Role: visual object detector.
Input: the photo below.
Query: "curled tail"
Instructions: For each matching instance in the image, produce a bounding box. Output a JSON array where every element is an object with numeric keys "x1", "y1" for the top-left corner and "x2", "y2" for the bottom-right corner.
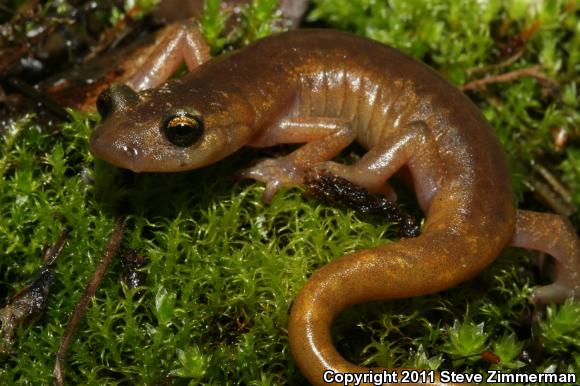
[{"x1": 288, "y1": 228, "x2": 506, "y2": 386}]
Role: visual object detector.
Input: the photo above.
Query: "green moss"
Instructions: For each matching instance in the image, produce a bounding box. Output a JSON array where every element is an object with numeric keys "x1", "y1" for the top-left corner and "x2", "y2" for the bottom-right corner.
[
  {"x1": 441, "y1": 321, "x2": 489, "y2": 364},
  {"x1": 201, "y1": 0, "x2": 285, "y2": 52},
  {"x1": 1, "y1": 0, "x2": 579, "y2": 384},
  {"x1": 492, "y1": 333, "x2": 526, "y2": 370}
]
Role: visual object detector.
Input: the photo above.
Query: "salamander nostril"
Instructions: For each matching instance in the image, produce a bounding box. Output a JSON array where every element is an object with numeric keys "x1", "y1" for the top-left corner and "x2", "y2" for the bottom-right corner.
[{"x1": 120, "y1": 144, "x2": 140, "y2": 160}]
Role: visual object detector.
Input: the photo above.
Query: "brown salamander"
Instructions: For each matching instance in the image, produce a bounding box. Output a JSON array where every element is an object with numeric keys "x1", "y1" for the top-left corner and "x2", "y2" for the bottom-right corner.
[{"x1": 90, "y1": 29, "x2": 580, "y2": 385}]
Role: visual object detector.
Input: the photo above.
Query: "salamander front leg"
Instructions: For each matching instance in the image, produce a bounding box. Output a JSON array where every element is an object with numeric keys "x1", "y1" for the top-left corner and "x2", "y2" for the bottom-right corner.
[
  {"x1": 510, "y1": 209, "x2": 580, "y2": 304},
  {"x1": 127, "y1": 19, "x2": 210, "y2": 91},
  {"x1": 238, "y1": 117, "x2": 356, "y2": 202}
]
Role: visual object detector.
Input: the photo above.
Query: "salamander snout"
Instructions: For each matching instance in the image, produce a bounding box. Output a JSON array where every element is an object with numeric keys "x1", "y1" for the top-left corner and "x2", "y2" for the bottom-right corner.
[{"x1": 90, "y1": 122, "x2": 144, "y2": 172}]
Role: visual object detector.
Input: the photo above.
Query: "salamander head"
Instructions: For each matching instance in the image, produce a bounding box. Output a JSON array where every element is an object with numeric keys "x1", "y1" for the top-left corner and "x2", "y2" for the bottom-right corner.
[{"x1": 90, "y1": 82, "x2": 255, "y2": 172}]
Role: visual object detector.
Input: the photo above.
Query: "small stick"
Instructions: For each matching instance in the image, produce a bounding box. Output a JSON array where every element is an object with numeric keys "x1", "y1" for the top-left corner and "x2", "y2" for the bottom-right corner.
[
  {"x1": 460, "y1": 65, "x2": 556, "y2": 91},
  {"x1": 304, "y1": 170, "x2": 421, "y2": 238},
  {"x1": 534, "y1": 164, "x2": 574, "y2": 207},
  {"x1": 5, "y1": 78, "x2": 70, "y2": 121},
  {"x1": 466, "y1": 50, "x2": 524, "y2": 75},
  {"x1": 83, "y1": 6, "x2": 142, "y2": 63},
  {"x1": 43, "y1": 228, "x2": 70, "y2": 266},
  {"x1": 527, "y1": 178, "x2": 574, "y2": 217},
  {"x1": 53, "y1": 217, "x2": 126, "y2": 386}
]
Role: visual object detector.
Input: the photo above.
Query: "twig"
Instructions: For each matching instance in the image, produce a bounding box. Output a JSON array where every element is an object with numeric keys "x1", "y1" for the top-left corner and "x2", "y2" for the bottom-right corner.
[
  {"x1": 461, "y1": 65, "x2": 557, "y2": 91},
  {"x1": 304, "y1": 170, "x2": 421, "y2": 238},
  {"x1": 5, "y1": 78, "x2": 70, "y2": 121},
  {"x1": 53, "y1": 217, "x2": 126, "y2": 386},
  {"x1": 43, "y1": 228, "x2": 70, "y2": 266},
  {"x1": 527, "y1": 178, "x2": 575, "y2": 218},
  {"x1": 466, "y1": 50, "x2": 524, "y2": 75},
  {"x1": 83, "y1": 6, "x2": 142, "y2": 63},
  {"x1": 527, "y1": 164, "x2": 577, "y2": 217},
  {"x1": 535, "y1": 164, "x2": 574, "y2": 207}
]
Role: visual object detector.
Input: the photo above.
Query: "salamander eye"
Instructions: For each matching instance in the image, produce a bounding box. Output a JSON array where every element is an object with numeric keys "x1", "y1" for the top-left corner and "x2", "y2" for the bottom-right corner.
[{"x1": 164, "y1": 112, "x2": 204, "y2": 147}]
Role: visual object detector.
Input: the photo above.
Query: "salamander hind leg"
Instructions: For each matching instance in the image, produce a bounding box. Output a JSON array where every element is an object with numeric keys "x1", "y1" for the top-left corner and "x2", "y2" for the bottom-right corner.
[
  {"x1": 510, "y1": 209, "x2": 580, "y2": 304},
  {"x1": 238, "y1": 117, "x2": 356, "y2": 202}
]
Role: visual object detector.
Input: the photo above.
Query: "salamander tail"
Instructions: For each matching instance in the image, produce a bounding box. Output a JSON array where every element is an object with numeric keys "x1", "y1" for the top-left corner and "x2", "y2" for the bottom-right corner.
[{"x1": 288, "y1": 231, "x2": 499, "y2": 386}]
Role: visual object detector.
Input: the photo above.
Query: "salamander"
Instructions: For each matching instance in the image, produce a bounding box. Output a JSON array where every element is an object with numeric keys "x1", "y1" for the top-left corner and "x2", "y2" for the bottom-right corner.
[{"x1": 89, "y1": 29, "x2": 580, "y2": 385}]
